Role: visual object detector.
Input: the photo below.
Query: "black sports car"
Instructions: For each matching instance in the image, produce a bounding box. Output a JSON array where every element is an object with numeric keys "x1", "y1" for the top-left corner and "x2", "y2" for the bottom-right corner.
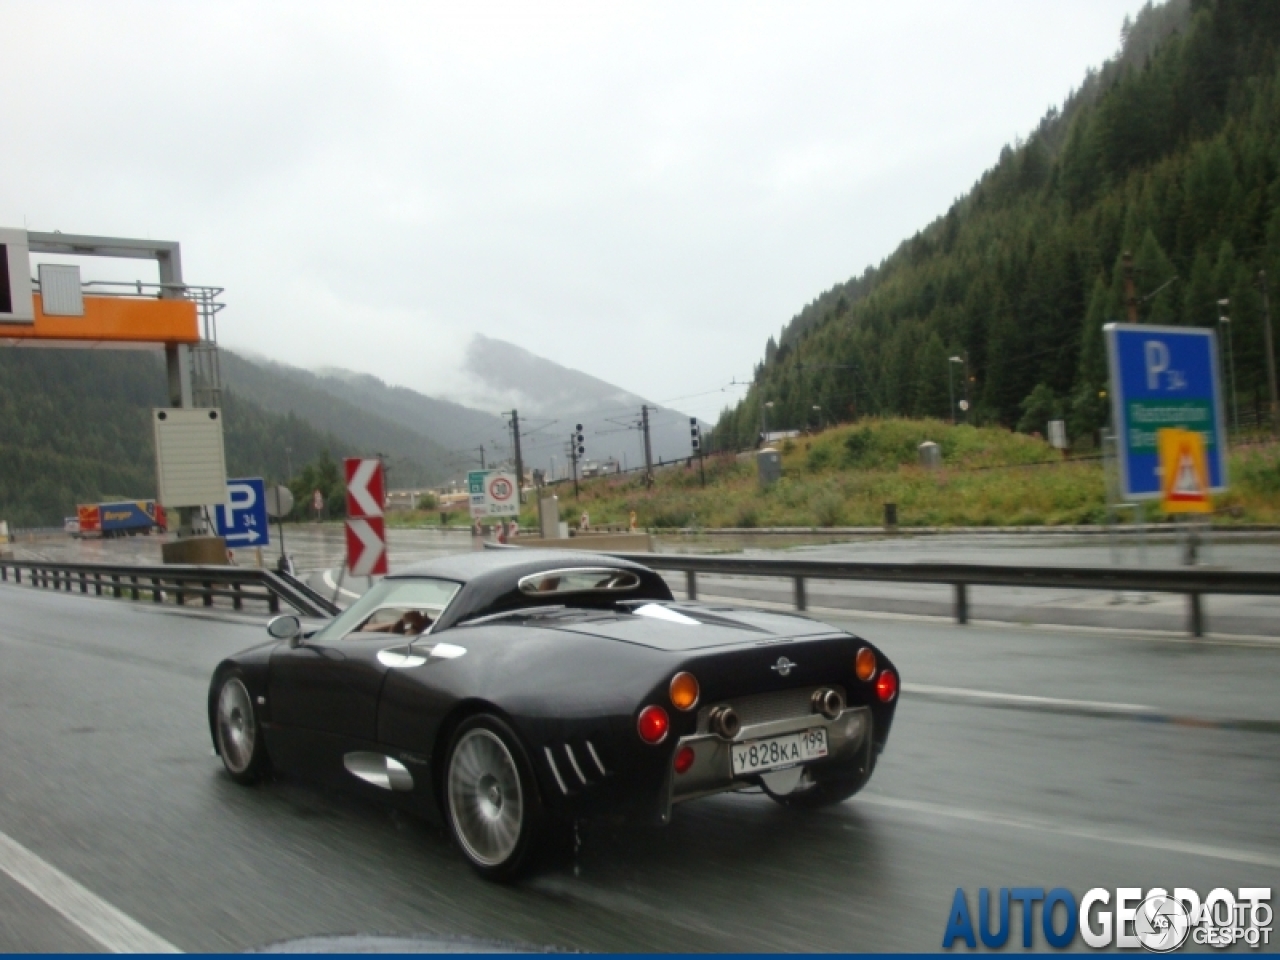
[{"x1": 208, "y1": 550, "x2": 900, "y2": 879}]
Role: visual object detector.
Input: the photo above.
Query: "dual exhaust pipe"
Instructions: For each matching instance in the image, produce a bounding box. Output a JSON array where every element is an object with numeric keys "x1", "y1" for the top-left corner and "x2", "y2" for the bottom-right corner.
[{"x1": 706, "y1": 688, "x2": 845, "y2": 740}]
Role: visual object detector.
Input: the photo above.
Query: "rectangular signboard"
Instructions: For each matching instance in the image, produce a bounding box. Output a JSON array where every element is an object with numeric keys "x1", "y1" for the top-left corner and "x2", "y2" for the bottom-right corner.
[
  {"x1": 1104, "y1": 323, "x2": 1228, "y2": 500},
  {"x1": 153, "y1": 408, "x2": 229, "y2": 507},
  {"x1": 212, "y1": 477, "x2": 270, "y2": 546},
  {"x1": 468, "y1": 470, "x2": 519, "y2": 518}
]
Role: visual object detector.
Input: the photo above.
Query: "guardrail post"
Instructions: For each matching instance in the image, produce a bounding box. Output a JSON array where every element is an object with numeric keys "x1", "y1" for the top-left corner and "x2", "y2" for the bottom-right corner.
[
  {"x1": 0, "y1": 565, "x2": 6, "y2": 582},
  {"x1": 268, "y1": 592, "x2": 280, "y2": 614},
  {"x1": 685, "y1": 570, "x2": 697, "y2": 601},
  {"x1": 130, "y1": 576, "x2": 140, "y2": 601},
  {"x1": 14, "y1": 566, "x2": 20, "y2": 584},
  {"x1": 152, "y1": 578, "x2": 162, "y2": 603},
  {"x1": 202, "y1": 581, "x2": 213, "y2": 607},
  {"x1": 1188, "y1": 593, "x2": 1204, "y2": 638},
  {"x1": 954, "y1": 583, "x2": 969, "y2": 625},
  {"x1": 111, "y1": 574, "x2": 121, "y2": 599},
  {"x1": 794, "y1": 576, "x2": 807, "y2": 611},
  {"x1": 93, "y1": 573, "x2": 102, "y2": 596},
  {"x1": 232, "y1": 582, "x2": 243, "y2": 611},
  {"x1": 80, "y1": 572, "x2": 87, "y2": 594}
]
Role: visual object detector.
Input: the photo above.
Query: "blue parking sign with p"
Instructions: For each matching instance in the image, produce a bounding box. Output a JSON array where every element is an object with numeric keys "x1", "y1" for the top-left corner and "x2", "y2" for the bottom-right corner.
[
  {"x1": 213, "y1": 477, "x2": 270, "y2": 546},
  {"x1": 1105, "y1": 324, "x2": 1228, "y2": 499}
]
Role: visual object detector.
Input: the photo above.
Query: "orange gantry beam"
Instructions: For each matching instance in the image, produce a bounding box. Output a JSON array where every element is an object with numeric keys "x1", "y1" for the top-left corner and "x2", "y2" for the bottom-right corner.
[{"x1": 0, "y1": 294, "x2": 199, "y2": 347}]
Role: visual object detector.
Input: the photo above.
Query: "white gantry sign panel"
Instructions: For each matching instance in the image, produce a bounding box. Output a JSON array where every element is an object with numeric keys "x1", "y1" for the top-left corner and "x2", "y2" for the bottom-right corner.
[
  {"x1": 0, "y1": 227, "x2": 34, "y2": 324},
  {"x1": 153, "y1": 408, "x2": 230, "y2": 508}
]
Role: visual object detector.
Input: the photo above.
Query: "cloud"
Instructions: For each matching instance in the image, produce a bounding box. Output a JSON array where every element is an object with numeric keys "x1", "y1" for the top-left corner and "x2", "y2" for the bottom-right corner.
[{"x1": 0, "y1": 0, "x2": 1149, "y2": 420}]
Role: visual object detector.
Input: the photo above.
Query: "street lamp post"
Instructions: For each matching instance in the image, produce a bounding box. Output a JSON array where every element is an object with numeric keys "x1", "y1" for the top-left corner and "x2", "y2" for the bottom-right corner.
[
  {"x1": 1219, "y1": 299, "x2": 1239, "y2": 433},
  {"x1": 762, "y1": 401, "x2": 775, "y2": 443},
  {"x1": 948, "y1": 356, "x2": 964, "y2": 424}
]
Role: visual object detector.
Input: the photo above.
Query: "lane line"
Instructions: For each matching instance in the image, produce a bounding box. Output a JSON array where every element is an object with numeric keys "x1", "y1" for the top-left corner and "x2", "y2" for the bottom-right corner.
[
  {"x1": 903, "y1": 681, "x2": 1280, "y2": 734},
  {"x1": 859, "y1": 794, "x2": 1280, "y2": 870},
  {"x1": 0, "y1": 828, "x2": 180, "y2": 953},
  {"x1": 321, "y1": 568, "x2": 362, "y2": 600}
]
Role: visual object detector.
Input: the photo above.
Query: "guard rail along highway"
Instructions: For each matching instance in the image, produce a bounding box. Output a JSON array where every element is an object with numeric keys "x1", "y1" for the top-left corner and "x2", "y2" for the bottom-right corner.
[
  {"x1": 608, "y1": 552, "x2": 1280, "y2": 637},
  {"x1": 0, "y1": 559, "x2": 340, "y2": 618}
]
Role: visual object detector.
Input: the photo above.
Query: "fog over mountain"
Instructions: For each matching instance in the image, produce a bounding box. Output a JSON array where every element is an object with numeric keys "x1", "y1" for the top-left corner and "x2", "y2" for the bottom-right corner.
[{"x1": 458, "y1": 335, "x2": 702, "y2": 476}]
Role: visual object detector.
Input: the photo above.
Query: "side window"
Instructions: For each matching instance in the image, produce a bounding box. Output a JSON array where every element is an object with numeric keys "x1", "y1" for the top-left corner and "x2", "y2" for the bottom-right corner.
[{"x1": 312, "y1": 578, "x2": 460, "y2": 642}]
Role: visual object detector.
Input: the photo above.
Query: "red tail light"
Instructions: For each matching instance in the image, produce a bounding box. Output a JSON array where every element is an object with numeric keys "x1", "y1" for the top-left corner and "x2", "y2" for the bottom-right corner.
[
  {"x1": 674, "y1": 746, "x2": 695, "y2": 774},
  {"x1": 875, "y1": 669, "x2": 898, "y2": 703},
  {"x1": 637, "y1": 705, "x2": 670, "y2": 744}
]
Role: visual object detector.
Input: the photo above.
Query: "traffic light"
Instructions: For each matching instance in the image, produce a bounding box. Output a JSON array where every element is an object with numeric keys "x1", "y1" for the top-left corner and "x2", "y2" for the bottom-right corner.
[
  {"x1": 690, "y1": 417, "x2": 701, "y2": 452},
  {"x1": 575, "y1": 424, "x2": 586, "y2": 458}
]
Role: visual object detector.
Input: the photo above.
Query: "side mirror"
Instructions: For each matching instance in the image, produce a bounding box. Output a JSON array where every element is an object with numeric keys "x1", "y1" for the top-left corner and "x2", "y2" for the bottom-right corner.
[{"x1": 267, "y1": 614, "x2": 302, "y2": 646}]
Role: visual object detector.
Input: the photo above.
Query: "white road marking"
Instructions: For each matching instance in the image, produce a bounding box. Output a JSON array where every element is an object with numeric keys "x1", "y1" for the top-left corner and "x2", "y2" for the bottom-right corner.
[
  {"x1": 0, "y1": 828, "x2": 180, "y2": 953},
  {"x1": 904, "y1": 682, "x2": 1155, "y2": 715},
  {"x1": 858, "y1": 794, "x2": 1280, "y2": 870},
  {"x1": 321, "y1": 568, "x2": 362, "y2": 599}
]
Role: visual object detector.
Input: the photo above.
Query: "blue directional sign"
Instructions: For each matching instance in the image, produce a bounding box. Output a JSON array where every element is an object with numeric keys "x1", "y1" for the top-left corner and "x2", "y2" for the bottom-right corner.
[
  {"x1": 213, "y1": 477, "x2": 270, "y2": 546},
  {"x1": 1105, "y1": 323, "x2": 1228, "y2": 499}
]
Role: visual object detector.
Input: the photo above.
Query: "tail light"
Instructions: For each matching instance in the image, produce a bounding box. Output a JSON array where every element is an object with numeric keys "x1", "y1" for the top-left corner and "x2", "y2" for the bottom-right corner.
[
  {"x1": 855, "y1": 647, "x2": 877, "y2": 682},
  {"x1": 674, "y1": 746, "x2": 695, "y2": 774},
  {"x1": 637, "y1": 705, "x2": 670, "y2": 744},
  {"x1": 875, "y1": 669, "x2": 898, "y2": 703},
  {"x1": 669, "y1": 672, "x2": 699, "y2": 711}
]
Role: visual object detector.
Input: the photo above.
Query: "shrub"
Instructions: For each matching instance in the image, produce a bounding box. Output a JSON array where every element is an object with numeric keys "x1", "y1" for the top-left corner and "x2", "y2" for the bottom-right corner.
[
  {"x1": 810, "y1": 490, "x2": 844, "y2": 527},
  {"x1": 416, "y1": 492, "x2": 438, "y2": 510}
]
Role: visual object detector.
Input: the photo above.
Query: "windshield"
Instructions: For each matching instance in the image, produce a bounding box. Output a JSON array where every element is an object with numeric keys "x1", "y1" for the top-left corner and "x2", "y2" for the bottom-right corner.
[{"x1": 311, "y1": 578, "x2": 461, "y2": 642}]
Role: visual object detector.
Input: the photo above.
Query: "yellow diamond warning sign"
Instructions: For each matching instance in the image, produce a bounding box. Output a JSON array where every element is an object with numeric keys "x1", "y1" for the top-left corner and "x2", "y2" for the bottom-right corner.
[{"x1": 1157, "y1": 427, "x2": 1212, "y2": 514}]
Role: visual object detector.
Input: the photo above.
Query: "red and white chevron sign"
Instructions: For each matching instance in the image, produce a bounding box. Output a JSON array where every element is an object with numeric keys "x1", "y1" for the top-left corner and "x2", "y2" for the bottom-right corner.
[
  {"x1": 345, "y1": 516, "x2": 388, "y2": 576},
  {"x1": 344, "y1": 458, "x2": 386, "y2": 518},
  {"x1": 344, "y1": 458, "x2": 388, "y2": 576}
]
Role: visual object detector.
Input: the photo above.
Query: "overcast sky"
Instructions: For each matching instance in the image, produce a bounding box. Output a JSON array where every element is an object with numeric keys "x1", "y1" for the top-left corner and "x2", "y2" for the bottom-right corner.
[{"x1": 1, "y1": 1, "x2": 1150, "y2": 422}]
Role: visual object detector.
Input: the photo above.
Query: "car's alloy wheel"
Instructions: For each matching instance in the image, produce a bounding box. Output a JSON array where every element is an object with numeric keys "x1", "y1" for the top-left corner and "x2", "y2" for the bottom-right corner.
[
  {"x1": 445, "y1": 716, "x2": 541, "y2": 880},
  {"x1": 215, "y1": 674, "x2": 267, "y2": 784}
]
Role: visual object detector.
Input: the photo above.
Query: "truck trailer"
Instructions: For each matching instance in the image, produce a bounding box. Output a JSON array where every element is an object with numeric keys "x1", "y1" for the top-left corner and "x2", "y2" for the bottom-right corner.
[{"x1": 75, "y1": 501, "x2": 167, "y2": 538}]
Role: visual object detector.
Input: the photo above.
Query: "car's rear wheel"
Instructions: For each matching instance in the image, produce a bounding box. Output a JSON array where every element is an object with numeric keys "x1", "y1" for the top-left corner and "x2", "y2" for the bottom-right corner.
[
  {"x1": 214, "y1": 672, "x2": 269, "y2": 784},
  {"x1": 444, "y1": 715, "x2": 543, "y2": 881}
]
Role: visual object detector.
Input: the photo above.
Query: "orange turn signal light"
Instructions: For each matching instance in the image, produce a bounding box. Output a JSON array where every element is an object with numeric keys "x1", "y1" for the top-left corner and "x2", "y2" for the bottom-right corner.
[
  {"x1": 669, "y1": 672, "x2": 700, "y2": 711},
  {"x1": 855, "y1": 647, "x2": 877, "y2": 682}
]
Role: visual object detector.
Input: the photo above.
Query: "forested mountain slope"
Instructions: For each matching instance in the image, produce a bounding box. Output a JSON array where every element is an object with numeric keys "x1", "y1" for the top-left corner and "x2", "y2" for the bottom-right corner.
[
  {"x1": 1, "y1": 349, "x2": 366, "y2": 526},
  {"x1": 712, "y1": 0, "x2": 1280, "y2": 448}
]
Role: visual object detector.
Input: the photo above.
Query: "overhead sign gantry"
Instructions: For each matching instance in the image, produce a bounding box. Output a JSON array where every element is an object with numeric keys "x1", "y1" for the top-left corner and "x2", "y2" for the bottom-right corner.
[{"x1": 0, "y1": 227, "x2": 229, "y2": 558}]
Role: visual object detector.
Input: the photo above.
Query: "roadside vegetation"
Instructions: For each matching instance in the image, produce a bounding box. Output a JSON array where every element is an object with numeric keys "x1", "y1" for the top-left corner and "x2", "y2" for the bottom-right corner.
[{"x1": 389, "y1": 418, "x2": 1280, "y2": 530}]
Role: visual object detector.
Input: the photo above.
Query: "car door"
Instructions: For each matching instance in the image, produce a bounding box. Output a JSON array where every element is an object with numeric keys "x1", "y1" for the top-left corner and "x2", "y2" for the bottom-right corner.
[{"x1": 265, "y1": 578, "x2": 461, "y2": 759}]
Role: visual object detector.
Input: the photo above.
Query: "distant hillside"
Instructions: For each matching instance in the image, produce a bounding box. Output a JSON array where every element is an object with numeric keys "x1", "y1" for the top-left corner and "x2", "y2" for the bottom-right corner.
[
  {"x1": 312, "y1": 367, "x2": 510, "y2": 455},
  {"x1": 0, "y1": 349, "x2": 346, "y2": 526},
  {"x1": 714, "y1": 0, "x2": 1280, "y2": 447},
  {"x1": 462, "y1": 335, "x2": 701, "y2": 473},
  {"x1": 218, "y1": 351, "x2": 448, "y2": 487}
]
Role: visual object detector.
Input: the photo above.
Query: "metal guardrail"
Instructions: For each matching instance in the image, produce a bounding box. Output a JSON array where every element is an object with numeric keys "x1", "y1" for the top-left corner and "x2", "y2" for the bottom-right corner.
[
  {"x1": 609, "y1": 553, "x2": 1280, "y2": 637},
  {"x1": 0, "y1": 559, "x2": 339, "y2": 618}
]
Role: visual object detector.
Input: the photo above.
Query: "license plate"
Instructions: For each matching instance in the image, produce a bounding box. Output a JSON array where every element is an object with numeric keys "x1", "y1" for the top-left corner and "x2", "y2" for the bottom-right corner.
[{"x1": 731, "y1": 728, "x2": 828, "y2": 776}]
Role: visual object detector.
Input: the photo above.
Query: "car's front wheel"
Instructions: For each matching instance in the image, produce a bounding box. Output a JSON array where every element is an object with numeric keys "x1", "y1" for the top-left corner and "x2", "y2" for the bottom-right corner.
[
  {"x1": 444, "y1": 715, "x2": 543, "y2": 881},
  {"x1": 214, "y1": 672, "x2": 269, "y2": 784}
]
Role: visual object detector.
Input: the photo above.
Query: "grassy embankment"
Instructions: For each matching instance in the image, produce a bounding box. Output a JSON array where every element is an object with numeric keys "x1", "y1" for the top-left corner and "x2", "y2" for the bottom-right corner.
[{"x1": 389, "y1": 419, "x2": 1280, "y2": 530}]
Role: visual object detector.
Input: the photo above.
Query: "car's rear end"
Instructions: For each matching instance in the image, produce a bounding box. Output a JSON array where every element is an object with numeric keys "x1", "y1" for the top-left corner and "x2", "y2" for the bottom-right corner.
[{"x1": 537, "y1": 602, "x2": 899, "y2": 821}]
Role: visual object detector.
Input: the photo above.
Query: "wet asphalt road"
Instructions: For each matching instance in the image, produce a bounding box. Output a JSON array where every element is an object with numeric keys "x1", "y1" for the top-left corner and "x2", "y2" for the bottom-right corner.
[{"x1": 1, "y1": 581, "x2": 1277, "y2": 952}]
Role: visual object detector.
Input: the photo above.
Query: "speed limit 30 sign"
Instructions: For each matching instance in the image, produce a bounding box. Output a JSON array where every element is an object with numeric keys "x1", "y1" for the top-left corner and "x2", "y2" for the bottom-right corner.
[{"x1": 468, "y1": 470, "x2": 519, "y2": 518}]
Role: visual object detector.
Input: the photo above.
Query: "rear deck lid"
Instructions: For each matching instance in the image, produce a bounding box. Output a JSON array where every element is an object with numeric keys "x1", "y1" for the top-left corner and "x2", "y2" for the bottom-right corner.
[{"x1": 547, "y1": 601, "x2": 839, "y2": 651}]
